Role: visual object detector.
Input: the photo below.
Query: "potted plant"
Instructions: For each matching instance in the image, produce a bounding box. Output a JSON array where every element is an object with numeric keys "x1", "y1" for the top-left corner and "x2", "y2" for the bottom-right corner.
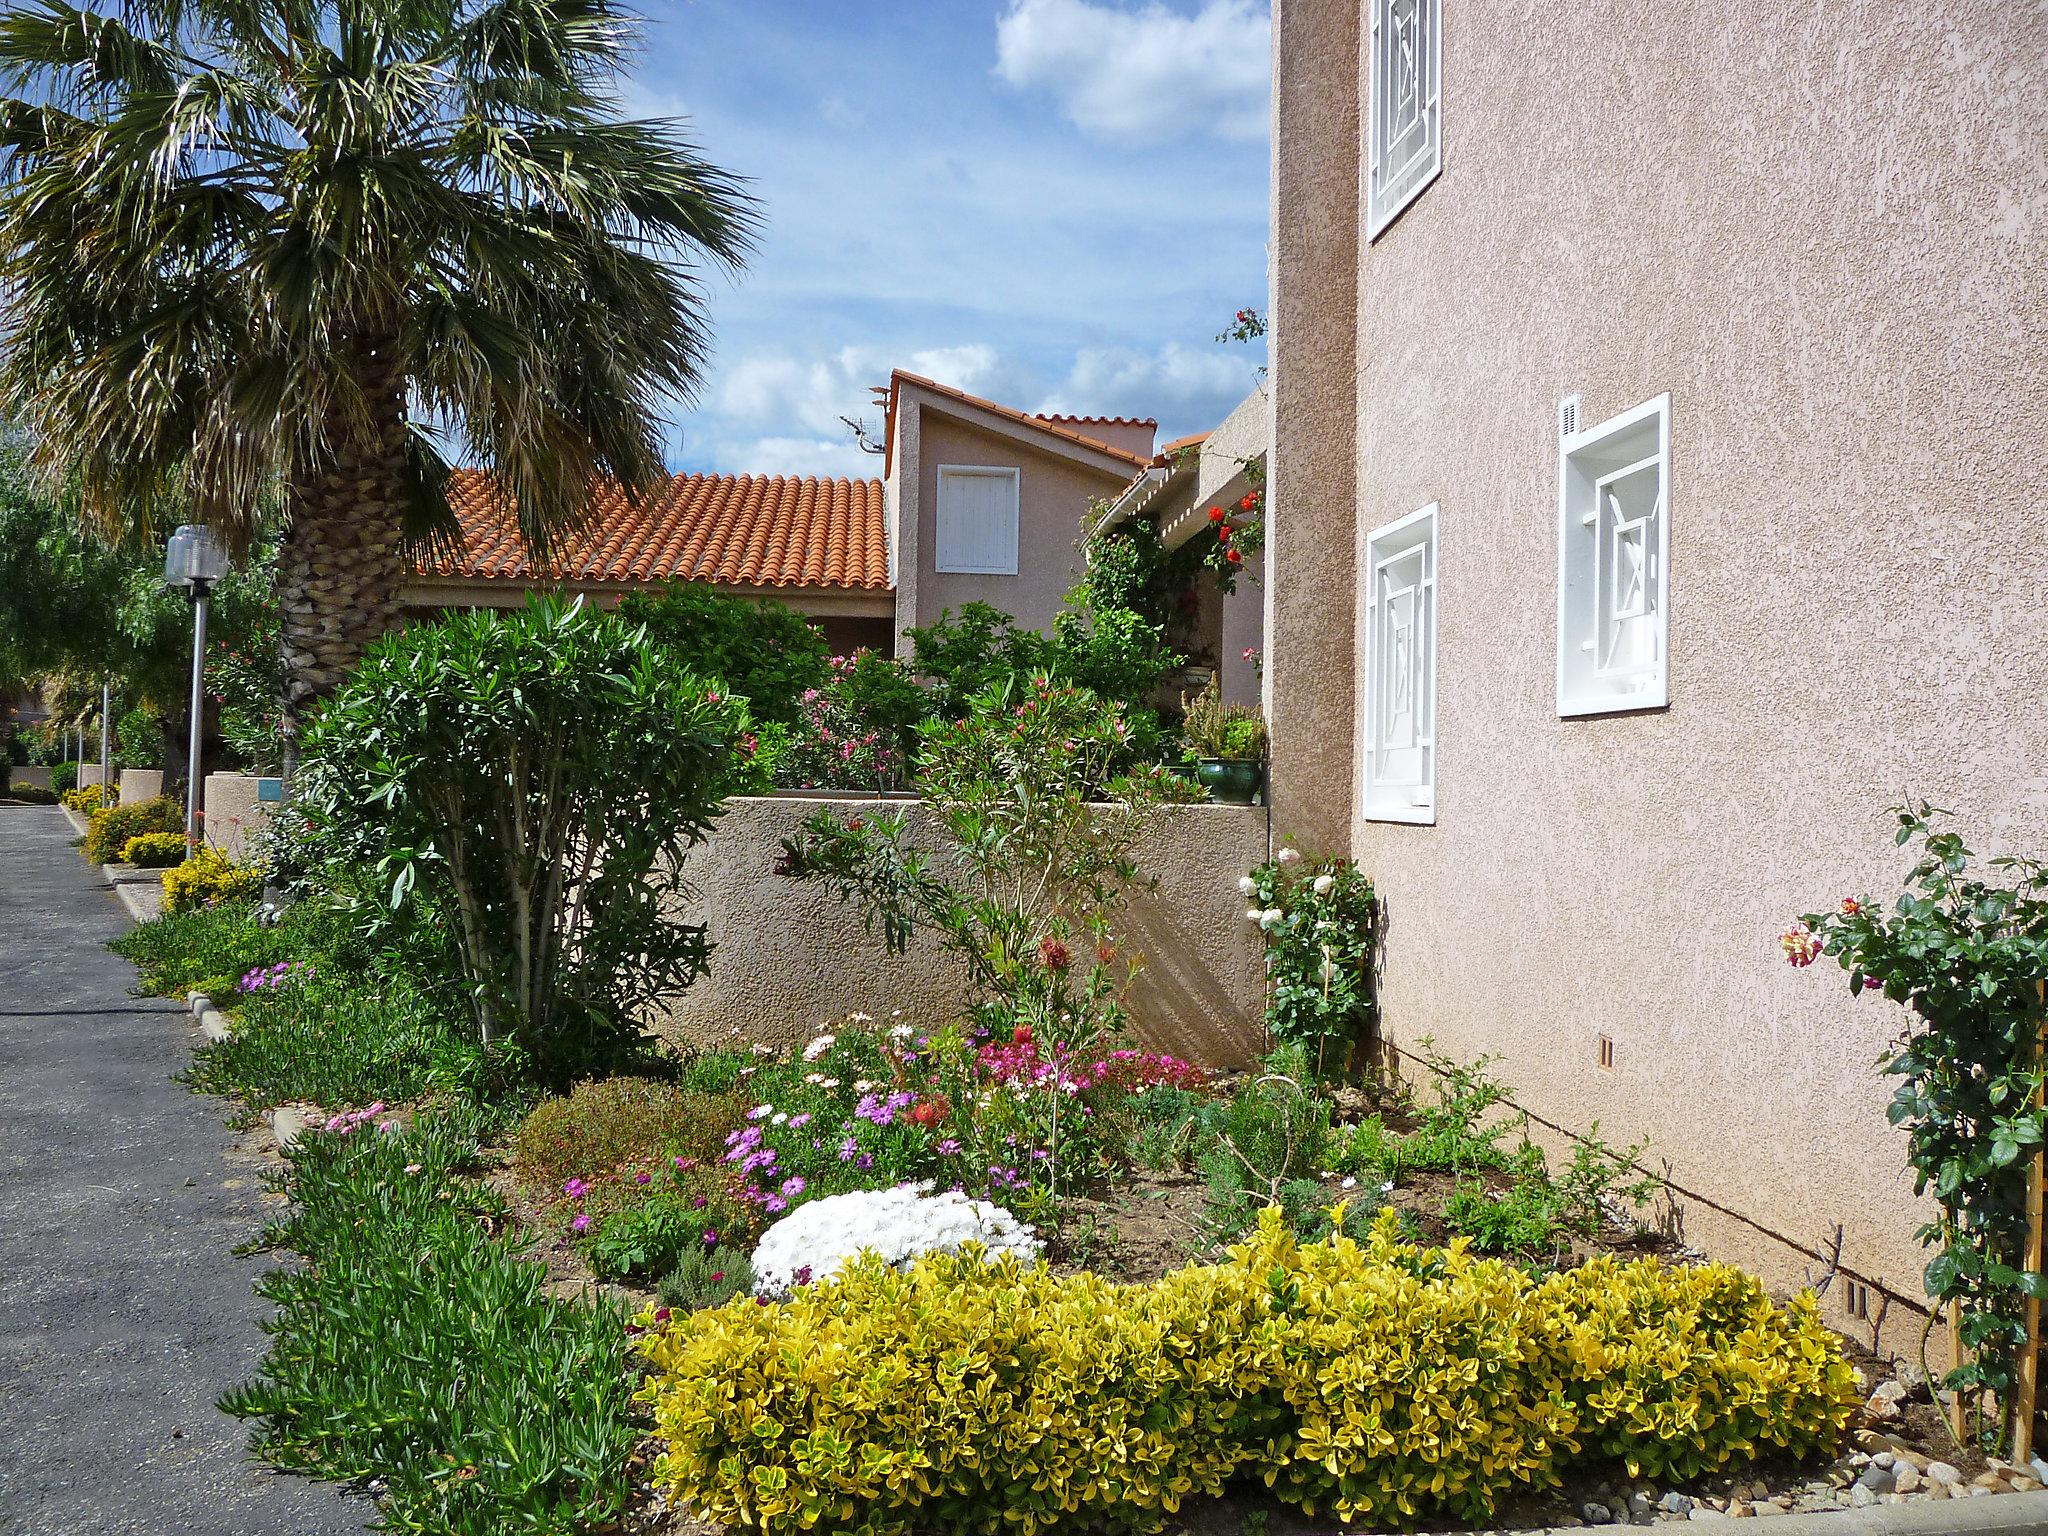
[{"x1": 1180, "y1": 677, "x2": 1267, "y2": 804}]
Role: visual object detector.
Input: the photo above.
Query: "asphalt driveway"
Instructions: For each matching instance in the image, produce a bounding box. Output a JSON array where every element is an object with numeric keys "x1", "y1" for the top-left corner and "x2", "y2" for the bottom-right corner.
[{"x1": 0, "y1": 803, "x2": 365, "y2": 1535}]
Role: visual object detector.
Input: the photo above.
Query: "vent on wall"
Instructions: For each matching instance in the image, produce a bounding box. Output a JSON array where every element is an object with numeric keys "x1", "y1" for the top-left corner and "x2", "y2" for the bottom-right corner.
[
  {"x1": 1559, "y1": 395, "x2": 1580, "y2": 439},
  {"x1": 1597, "y1": 1033, "x2": 1614, "y2": 1071},
  {"x1": 1844, "y1": 1279, "x2": 1872, "y2": 1322}
]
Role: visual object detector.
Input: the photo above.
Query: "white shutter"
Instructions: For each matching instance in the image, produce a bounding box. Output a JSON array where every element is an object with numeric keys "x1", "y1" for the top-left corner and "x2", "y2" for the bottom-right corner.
[
  {"x1": 935, "y1": 466, "x2": 1020, "y2": 575},
  {"x1": 1367, "y1": 0, "x2": 1443, "y2": 240},
  {"x1": 1556, "y1": 394, "x2": 1670, "y2": 716},
  {"x1": 1363, "y1": 502, "x2": 1438, "y2": 824}
]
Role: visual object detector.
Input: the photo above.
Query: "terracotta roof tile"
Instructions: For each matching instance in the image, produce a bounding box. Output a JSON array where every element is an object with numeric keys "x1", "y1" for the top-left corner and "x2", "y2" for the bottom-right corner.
[
  {"x1": 886, "y1": 371, "x2": 1152, "y2": 470},
  {"x1": 420, "y1": 470, "x2": 890, "y2": 591},
  {"x1": 1034, "y1": 411, "x2": 1159, "y2": 429}
]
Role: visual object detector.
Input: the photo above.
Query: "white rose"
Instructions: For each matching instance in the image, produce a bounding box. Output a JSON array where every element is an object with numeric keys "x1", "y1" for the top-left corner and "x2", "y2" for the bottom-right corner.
[
  {"x1": 1313, "y1": 874, "x2": 1335, "y2": 896},
  {"x1": 1276, "y1": 847, "x2": 1301, "y2": 866},
  {"x1": 1237, "y1": 875, "x2": 1256, "y2": 897},
  {"x1": 1258, "y1": 907, "x2": 1284, "y2": 929},
  {"x1": 1245, "y1": 906, "x2": 1264, "y2": 923}
]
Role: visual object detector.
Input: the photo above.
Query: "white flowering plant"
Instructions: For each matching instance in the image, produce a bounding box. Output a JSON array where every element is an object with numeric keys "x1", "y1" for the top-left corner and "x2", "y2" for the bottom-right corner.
[
  {"x1": 1244, "y1": 849, "x2": 1380, "y2": 1075},
  {"x1": 750, "y1": 1182, "x2": 1043, "y2": 1297}
]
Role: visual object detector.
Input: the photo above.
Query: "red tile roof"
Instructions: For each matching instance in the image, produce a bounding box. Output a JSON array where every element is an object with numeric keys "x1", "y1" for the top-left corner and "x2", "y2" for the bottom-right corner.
[
  {"x1": 1035, "y1": 412, "x2": 1159, "y2": 430},
  {"x1": 421, "y1": 469, "x2": 890, "y2": 590},
  {"x1": 884, "y1": 371, "x2": 1153, "y2": 472}
]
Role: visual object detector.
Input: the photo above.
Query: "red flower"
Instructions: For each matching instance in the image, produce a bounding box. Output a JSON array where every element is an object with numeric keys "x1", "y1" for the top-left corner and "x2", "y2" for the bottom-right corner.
[
  {"x1": 1840, "y1": 896, "x2": 1863, "y2": 916},
  {"x1": 1239, "y1": 492, "x2": 1257, "y2": 512},
  {"x1": 1207, "y1": 506, "x2": 1225, "y2": 523},
  {"x1": 1013, "y1": 1023, "x2": 1032, "y2": 1045},
  {"x1": 908, "y1": 1099, "x2": 947, "y2": 1128},
  {"x1": 1216, "y1": 524, "x2": 1231, "y2": 543},
  {"x1": 1038, "y1": 937, "x2": 1071, "y2": 973},
  {"x1": 1226, "y1": 548, "x2": 1243, "y2": 565}
]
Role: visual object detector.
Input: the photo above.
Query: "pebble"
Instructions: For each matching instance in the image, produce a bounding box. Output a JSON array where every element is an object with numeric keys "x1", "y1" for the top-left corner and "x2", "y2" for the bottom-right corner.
[
  {"x1": 1856, "y1": 1465, "x2": 1895, "y2": 1494},
  {"x1": 1581, "y1": 1502, "x2": 1615, "y2": 1524},
  {"x1": 1849, "y1": 1485, "x2": 1876, "y2": 1508},
  {"x1": 2014, "y1": 1476, "x2": 2043, "y2": 1493},
  {"x1": 1927, "y1": 1460, "x2": 1962, "y2": 1487},
  {"x1": 1688, "y1": 1511, "x2": 1725, "y2": 1522},
  {"x1": 1725, "y1": 1501, "x2": 1751, "y2": 1519},
  {"x1": 1870, "y1": 1450, "x2": 1895, "y2": 1469},
  {"x1": 2032, "y1": 1456, "x2": 2048, "y2": 1485},
  {"x1": 1893, "y1": 1463, "x2": 1922, "y2": 1493},
  {"x1": 1660, "y1": 1492, "x2": 1694, "y2": 1516}
]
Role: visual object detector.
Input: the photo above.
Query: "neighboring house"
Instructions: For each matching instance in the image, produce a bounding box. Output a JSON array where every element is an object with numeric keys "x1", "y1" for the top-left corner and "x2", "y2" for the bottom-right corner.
[
  {"x1": 877, "y1": 369, "x2": 1156, "y2": 647},
  {"x1": 1093, "y1": 387, "x2": 1270, "y2": 708},
  {"x1": 1265, "y1": 0, "x2": 2045, "y2": 1329},
  {"x1": 409, "y1": 375, "x2": 1158, "y2": 657}
]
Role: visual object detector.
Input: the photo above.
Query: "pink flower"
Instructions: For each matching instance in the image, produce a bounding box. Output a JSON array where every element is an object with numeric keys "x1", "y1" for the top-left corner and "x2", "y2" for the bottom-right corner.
[
  {"x1": 571, "y1": 1213, "x2": 590, "y2": 1233},
  {"x1": 563, "y1": 1177, "x2": 588, "y2": 1199},
  {"x1": 1780, "y1": 922, "x2": 1821, "y2": 968}
]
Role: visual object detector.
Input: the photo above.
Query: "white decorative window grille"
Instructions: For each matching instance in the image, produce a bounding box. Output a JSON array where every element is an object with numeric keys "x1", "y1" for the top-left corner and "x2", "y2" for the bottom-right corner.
[
  {"x1": 1363, "y1": 502, "x2": 1438, "y2": 824},
  {"x1": 1557, "y1": 394, "x2": 1670, "y2": 716},
  {"x1": 934, "y1": 465, "x2": 1020, "y2": 575},
  {"x1": 1367, "y1": 0, "x2": 1442, "y2": 240}
]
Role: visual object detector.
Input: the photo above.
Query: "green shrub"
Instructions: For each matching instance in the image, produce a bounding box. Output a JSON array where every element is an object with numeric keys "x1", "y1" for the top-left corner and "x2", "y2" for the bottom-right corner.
[
  {"x1": 111, "y1": 897, "x2": 341, "y2": 997},
  {"x1": 1198, "y1": 1049, "x2": 1332, "y2": 1238},
  {"x1": 637, "y1": 1207, "x2": 1859, "y2": 1535},
  {"x1": 615, "y1": 583, "x2": 830, "y2": 726},
  {"x1": 510, "y1": 1077, "x2": 746, "y2": 1189},
  {"x1": 1443, "y1": 1179, "x2": 1566, "y2": 1257},
  {"x1": 579, "y1": 1164, "x2": 755, "y2": 1282},
  {"x1": 186, "y1": 968, "x2": 483, "y2": 1112},
  {"x1": 122, "y1": 830, "x2": 187, "y2": 866},
  {"x1": 9, "y1": 782, "x2": 56, "y2": 803},
  {"x1": 294, "y1": 596, "x2": 742, "y2": 1071},
  {"x1": 84, "y1": 793, "x2": 181, "y2": 862},
  {"x1": 222, "y1": 1111, "x2": 639, "y2": 1535},
  {"x1": 656, "y1": 1245, "x2": 755, "y2": 1312},
  {"x1": 161, "y1": 845, "x2": 264, "y2": 913},
  {"x1": 61, "y1": 782, "x2": 108, "y2": 813},
  {"x1": 115, "y1": 704, "x2": 163, "y2": 768},
  {"x1": 49, "y1": 761, "x2": 77, "y2": 795}
]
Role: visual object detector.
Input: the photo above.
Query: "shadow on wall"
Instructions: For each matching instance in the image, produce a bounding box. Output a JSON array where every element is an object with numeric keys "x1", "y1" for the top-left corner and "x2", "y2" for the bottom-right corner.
[{"x1": 649, "y1": 795, "x2": 1271, "y2": 1067}]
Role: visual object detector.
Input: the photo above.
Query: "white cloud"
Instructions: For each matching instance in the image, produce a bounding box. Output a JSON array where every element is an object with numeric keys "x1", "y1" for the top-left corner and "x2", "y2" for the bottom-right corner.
[
  {"x1": 1039, "y1": 341, "x2": 1254, "y2": 427},
  {"x1": 693, "y1": 434, "x2": 880, "y2": 480},
  {"x1": 994, "y1": 0, "x2": 1270, "y2": 144}
]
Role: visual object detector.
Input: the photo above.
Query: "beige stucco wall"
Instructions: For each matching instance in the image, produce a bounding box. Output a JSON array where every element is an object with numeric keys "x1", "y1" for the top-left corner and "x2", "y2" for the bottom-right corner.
[
  {"x1": 651, "y1": 795, "x2": 1271, "y2": 1066},
  {"x1": 77, "y1": 764, "x2": 109, "y2": 789},
  {"x1": 203, "y1": 773, "x2": 278, "y2": 862},
  {"x1": 1265, "y1": 0, "x2": 1359, "y2": 854},
  {"x1": 118, "y1": 769, "x2": 163, "y2": 803},
  {"x1": 9, "y1": 765, "x2": 50, "y2": 791},
  {"x1": 1271, "y1": 0, "x2": 2048, "y2": 1328}
]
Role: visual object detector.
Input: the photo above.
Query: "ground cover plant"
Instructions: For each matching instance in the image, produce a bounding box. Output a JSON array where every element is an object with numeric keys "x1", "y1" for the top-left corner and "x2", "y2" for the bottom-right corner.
[
  {"x1": 225, "y1": 1109, "x2": 639, "y2": 1536},
  {"x1": 83, "y1": 793, "x2": 180, "y2": 862}
]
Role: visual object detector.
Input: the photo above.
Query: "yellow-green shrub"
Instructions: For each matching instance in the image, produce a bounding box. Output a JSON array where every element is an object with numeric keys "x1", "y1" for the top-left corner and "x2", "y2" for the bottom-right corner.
[
  {"x1": 1242, "y1": 1209, "x2": 1578, "y2": 1526},
  {"x1": 63, "y1": 783, "x2": 111, "y2": 814},
  {"x1": 84, "y1": 794, "x2": 181, "y2": 862},
  {"x1": 635, "y1": 1209, "x2": 1857, "y2": 1535},
  {"x1": 637, "y1": 1247, "x2": 1277, "y2": 1536},
  {"x1": 1540, "y1": 1256, "x2": 1860, "y2": 1481},
  {"x1": 122, "y1": 831, "x2": 189, "y2": 867},
  {"x1": 162, "y1": 846, "x2": 264, "y2": 913}
]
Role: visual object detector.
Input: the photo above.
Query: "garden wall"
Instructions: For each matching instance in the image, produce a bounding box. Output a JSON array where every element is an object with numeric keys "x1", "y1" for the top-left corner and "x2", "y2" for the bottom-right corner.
[
  {"x1": 77, "y1": 764, "x2": 109, "y2": 789},
  {"x1": 203, "y1": 774, "x2": 278, "y2": 861},
  {"x1": 118, "y1": 769, "x2": 162, "y2": 801},
  {"x1": 651, "y1": 796, "x2": 1271, "y2": 1067},
  {"x1": 9, "y1": 765, "x2": 49, "y2": 790}
]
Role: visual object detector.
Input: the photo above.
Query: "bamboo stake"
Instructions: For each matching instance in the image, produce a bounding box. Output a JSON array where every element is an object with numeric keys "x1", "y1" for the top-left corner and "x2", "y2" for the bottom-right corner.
[
  {"x1": 2017, "y1": 982, "x2": 2048, "y2": 1465},
  {"x1": 1953, "y1": 1301, "x2": 1970, "y2": 1442}
]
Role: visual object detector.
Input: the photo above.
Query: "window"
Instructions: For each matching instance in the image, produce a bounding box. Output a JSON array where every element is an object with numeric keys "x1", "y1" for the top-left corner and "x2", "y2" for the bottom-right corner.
[
  {"x1": 1367, "y1": 0, "x2": 1442, "y2": 240},
  {"x1": 1557, "y1": 394, "x2": 1670, "y2": 716},
  {"x1": 1363, "y1": 502, "x2": 1437, "y2": 824},
  {"x1": 934, "y1": 465, "x2": 1020, "y2": 575}
]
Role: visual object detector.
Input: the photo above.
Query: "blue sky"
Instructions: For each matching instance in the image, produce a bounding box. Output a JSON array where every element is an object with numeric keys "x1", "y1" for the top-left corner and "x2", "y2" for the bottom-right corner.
[{"x1": 627, "y1": 0, "x2": 1272, "y2": 478}]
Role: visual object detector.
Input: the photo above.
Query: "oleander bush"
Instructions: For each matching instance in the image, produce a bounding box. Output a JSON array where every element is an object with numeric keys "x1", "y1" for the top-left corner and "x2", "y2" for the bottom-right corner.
[
  {"x1": 162, "y1": 845, "x2": 265, "y2": 913},
  {"x1": 636, "y1": 1207, "x2": 1858, "y2": 1535},
  {"x1": 83, "y1": 792, "x2": 180, "y2": 862},
  {"x1": 122, "y1": 830, "x2": 187, "y2": 866},
  {"x1": 222, "y1": 1110, "x2": 639, "y2": 1536}
]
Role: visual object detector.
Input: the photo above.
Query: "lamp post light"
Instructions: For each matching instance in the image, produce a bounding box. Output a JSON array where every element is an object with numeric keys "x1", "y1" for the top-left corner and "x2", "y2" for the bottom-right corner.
[{"x1": 163, "y1": 525, "x2": 229, "y2": 849}]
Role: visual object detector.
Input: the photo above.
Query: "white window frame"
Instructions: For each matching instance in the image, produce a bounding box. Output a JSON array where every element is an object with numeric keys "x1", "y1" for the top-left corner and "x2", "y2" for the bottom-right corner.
[
  {"x1": 1556, "y1": 393, "x2": 1670, "y2": 717},
  {"x1": 1366, "y1": 0, "x2": 1443, "y2": 241},
  {"x1": 1362, "y1": 501, "x2": 1438, "y2": 825},
  {"x1": 933, "y1": 464, "x2": 1021, "y2": 576}
]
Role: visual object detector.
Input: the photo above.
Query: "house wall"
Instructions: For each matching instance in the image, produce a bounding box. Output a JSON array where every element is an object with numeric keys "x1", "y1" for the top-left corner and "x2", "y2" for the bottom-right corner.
[
  {"x1": 203, "y1": 774, "x2": 278, "y2": 862},
  {"x1": 649, "y1": 795, "x2": 1271, "y2": 1068},
  {"x1": 899, "y1": 412, "x2": 1134, "y2": 640},
  {"x1": 1270, "y1": 0, "x2": 2048, "y2": 1321}
]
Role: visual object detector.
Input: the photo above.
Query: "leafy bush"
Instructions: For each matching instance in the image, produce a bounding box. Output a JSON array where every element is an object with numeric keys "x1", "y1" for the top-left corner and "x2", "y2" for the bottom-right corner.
[
  {"x1": 294, "y1": 597, "x2": 742, "y2": 1069},
  {"x1": 115, "y1": 704, "x2": 163, "y2": 768},
  {"x1": 112, "y1": 897, "x2": 341, "y2": 997},
  {"x1": 61, "y1": 781, "x2": 106, "y2": 813},
  {"x1": 511, "y1": 1077, "x2": 744, "y2": 1190},
  {"x1": 906, "y1": 601, "x2": 1055, "y2": 718},
  {"x1": 1198, "y1": 1052, "x2": 1333, "y2": 1239},
  {"x1": 122, "y1": 830, "x2": 187, "y2": 867},
  {"x1": 637, "y1": 1206, "x2": 1858, "y2": 1535},
  {"x1": 656, "y1": 1245, "x2": 754, "y2": 1312},
  {"x1": 576, "y1": 1162, "x2": 757, "y2": 1282},
  {"x1": 186, "y1": 968, "x2": 484, "y2": 1112},
  {"x1": 162, "y1": 846, "x2": 264, "y2": 913},
  {"x1": 49, "y1": 760, "x2": 77, "y2": 795},
  {"x1": 1181, "y1": 673, "x2": 1266, "y2": 761},
  {"x1": 84, "y1": 793, "x2": 180, "y2": 862},
  {"x1": 9, "y1": 782, "x2": 56, "y2": 803},
  {"x1": 1245, "y1": 849, "x2": 1378, "y2": 1073},
  {"x1": 772, "y1": 648, "x2": 932, "y2": 791},
  {"x1": 616, "y1": 583, "x2": 830, "y2": 726},
  {"x1": 222, "y1": 1112, "x2": 640, "y2": 1536}
]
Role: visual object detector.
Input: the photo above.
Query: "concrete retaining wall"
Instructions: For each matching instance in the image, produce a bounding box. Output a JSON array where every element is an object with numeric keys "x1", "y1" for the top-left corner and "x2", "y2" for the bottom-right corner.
[
  {"x1": 203, "y1": 774, "x2": 279, "y2": 861},
  {"x1": 651, "y1": 796, "x2": 1272, "y2": 1067},
  {"x1": 9, "y1": 766, "x2": 49, "y2": 790},
  {"x1": 77, "y1": 764, "x2": 110, "y2": 789},
  {"x1": 117, "y1": 769, "x2": 163, "y2": 802}
]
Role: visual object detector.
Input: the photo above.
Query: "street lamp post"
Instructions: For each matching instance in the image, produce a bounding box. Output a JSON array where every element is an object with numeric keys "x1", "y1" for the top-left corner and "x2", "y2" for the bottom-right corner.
[{"x1": 163, "y1": 526, "x2": 229, "y2": 850}]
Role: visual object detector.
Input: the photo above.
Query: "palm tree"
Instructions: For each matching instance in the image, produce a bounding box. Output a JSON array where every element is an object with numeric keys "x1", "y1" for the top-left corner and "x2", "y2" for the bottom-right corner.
[{"x1": 0, "y1": 0, "x2": 754, "y2": 747}]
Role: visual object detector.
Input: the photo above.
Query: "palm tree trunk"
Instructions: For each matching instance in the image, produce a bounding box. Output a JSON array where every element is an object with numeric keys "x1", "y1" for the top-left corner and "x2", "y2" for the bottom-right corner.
[{"x1": 277, "y1": 340, "x2": 412, "y2": 765}]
